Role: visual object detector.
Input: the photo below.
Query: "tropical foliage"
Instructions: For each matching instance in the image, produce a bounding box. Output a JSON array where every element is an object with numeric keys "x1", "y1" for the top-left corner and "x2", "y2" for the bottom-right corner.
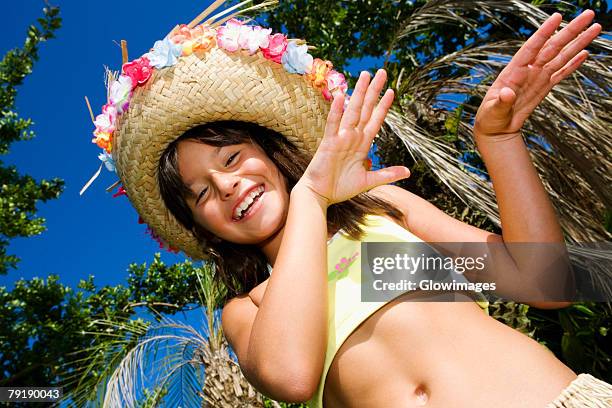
[{"x1": 0, "y1": 5, "x2": 63, "y2": 275}]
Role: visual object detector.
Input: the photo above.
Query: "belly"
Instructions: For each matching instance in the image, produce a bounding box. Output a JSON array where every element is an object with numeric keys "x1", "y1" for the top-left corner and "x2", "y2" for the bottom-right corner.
[{"x1": 323, "y1": 293, "x2": 576, "y2": 408}]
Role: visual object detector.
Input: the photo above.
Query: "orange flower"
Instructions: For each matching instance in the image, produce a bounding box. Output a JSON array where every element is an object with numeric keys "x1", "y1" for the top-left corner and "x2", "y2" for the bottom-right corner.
[
  {"x1": 305, "y1": 58, "x2": 333, "y2": 91},
  {"x1": 92, "y1": 130, "x2": 112, "y2": 153},
  {"x1": 170, "y1": 24, "x2": 217, "y2": 56},
  {"x1": 169, "y1": 24, "x2": 192, "y2": 44},
  {"x1": 188, "y1": 26, "x2": 217, "y2": 55}
]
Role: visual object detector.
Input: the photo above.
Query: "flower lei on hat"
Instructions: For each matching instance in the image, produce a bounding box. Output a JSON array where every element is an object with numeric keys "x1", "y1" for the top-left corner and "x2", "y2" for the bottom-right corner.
[{"x1": 83, "y1": 18, "x2": 350, "y2": 253}]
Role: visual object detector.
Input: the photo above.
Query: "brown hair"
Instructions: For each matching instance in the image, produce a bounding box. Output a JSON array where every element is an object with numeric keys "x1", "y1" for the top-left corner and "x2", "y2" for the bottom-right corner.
[{"x1": 158, "y1": 121, "x2": 404, "y2": 302}]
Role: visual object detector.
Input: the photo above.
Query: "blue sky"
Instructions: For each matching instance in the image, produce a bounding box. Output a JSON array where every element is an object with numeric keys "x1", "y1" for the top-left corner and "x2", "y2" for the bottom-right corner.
[
  {"x1": 2, "y1": 2, "x2": 214, "y2": 291},
  {"x1": 0, "y1": 1, "x2": 384, "y2": 293}
]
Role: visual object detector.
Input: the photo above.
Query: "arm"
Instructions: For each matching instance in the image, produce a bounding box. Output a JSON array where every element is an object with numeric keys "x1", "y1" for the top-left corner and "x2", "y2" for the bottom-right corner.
[
  {"x1": 370, "y1": 184, "x2": 567, "y2": 309},
  {"x1": 222, "y1": 186, "x2": 329, "y2": 403},
  {"x1": 372, "y1": 11, "x2": 602, "y2": 309},
  {"x1": 473, "y1": 10, "x2": 601, "y2": 244},
  {"x1": 222, "y1": 69, "x2": 408, "y2": 402},
  {"x1": 471, "y1": 10, "x2": 600, "y2": 306}
]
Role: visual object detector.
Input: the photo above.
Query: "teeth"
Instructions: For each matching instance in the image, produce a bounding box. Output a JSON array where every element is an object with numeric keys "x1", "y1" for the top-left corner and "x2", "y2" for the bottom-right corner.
[{"x1": 234, "y1": 186, "x2": 264, "y2": 220}]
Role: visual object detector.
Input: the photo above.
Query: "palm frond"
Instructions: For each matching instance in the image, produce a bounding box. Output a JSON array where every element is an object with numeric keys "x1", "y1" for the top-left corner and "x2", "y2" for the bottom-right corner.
[
  {"x1": 388, "y1": 0, "x2": 612, "y2": 243},
  {"x1": 102, "y1": 319, "x2": 207, "y2": 407},
  {"x1": 401, "y1": 0, "x2": 610, "y2": 52},
  {"x1": 62, "y1": 262, "x2": 263, "y2": 407},
  {"x1": 381, "y1": 108, "x2": 500, "y2": 222},
  {"x1": 60, "y1": 317, "x2": 151, "y2": 407}
]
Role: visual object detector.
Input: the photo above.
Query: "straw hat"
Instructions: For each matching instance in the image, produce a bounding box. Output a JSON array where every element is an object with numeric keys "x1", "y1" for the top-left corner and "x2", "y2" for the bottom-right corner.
[{"x1": 85, "y1": 2, "x2": 349, "y2": 259}]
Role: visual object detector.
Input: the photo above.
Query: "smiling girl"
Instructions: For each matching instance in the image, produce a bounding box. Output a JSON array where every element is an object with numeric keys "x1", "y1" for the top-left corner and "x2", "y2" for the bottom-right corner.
[{"x1": 92, "y1": 4, "x2": 612, "y2": 407}]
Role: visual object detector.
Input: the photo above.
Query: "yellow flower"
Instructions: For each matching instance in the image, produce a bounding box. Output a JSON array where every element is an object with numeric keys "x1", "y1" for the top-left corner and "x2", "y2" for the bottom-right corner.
[
  {"x1": 305, "y1": 58, "x2": 333, "y2": 90},
  {"x1": 171, "y1": 24, "x2": 217, "y2": 56},
  {"x1": 92, "y1": 130, "x2": 112, "y2": 153}
]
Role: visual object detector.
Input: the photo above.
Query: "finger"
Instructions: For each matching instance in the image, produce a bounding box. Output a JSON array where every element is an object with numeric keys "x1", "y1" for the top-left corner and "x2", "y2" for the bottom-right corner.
[
  {"x1": 362, "y1": 89, "x2": 395, "y2": 141},
  {"x1": 340, "y1": 71, "x2": 371, "y2": 129},
  {"x1": 550, "y1": 50, "x2": 589, "y2": 85},
  {"x1": 496, "y1": 87, "x2": 516, "y2": 109},
  {"x1": 512, "y1": 13, "x2": 562, "y2": 67},
  {"x1": 543, "y1": 22, "x2": 601, "y2": 73},
  {"x1": 365, "y1": 166, "x2": 411, "y2": 190},
  {"x1": 357, "y1": 69, "x2": 388, "y2": 131},
  {"x1": 533, "y1": 10, "x2": 596, "y2": 67},
  {"x1": 324, "y1": 93, "x2": 345, "y2": 139}
]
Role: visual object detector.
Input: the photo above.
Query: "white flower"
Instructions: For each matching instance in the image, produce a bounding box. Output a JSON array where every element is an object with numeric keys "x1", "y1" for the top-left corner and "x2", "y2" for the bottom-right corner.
[
  {"x1": 98, "y1": 151, "x2": 116, "y2": 172},
  {"x1": 143, "y1": 37, "x2": 182, "y2": 69},
  {"x1": 242, "y1": 26, "x2": 272, "y2": 55},
  {"x1": 281, "y1": 42, "x2": 313, "y2": 74},
  {"x1": 109, "y1": 75, "x2": 133, "y2": 113}
]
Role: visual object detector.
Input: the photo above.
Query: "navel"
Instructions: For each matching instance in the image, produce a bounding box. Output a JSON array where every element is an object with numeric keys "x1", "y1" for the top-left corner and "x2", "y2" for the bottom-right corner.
[{"x1": 413, "y1": 384, "x2": 429, "y2": 406}]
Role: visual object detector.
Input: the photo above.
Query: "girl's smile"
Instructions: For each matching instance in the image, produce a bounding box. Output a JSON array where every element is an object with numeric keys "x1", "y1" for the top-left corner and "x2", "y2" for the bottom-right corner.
[{"x1": 231, "y1": 184, "x2": 265, "y2": 222}]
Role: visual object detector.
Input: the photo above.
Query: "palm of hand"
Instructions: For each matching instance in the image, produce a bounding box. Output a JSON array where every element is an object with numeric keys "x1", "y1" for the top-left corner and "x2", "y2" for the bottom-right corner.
[
  {"x1": 300, "y1": 69, "x2": 409, "y2": 205},
  {"x1": 474, "y1": 11, "x2": 601, "y2": 139},
  {"x1": 305, "y1": 127, "x2": 372, "y2": 204}
]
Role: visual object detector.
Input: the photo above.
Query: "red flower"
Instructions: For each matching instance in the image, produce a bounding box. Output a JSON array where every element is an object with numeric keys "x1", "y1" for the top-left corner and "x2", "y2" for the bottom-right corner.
[
  {"x1": 261, "y1": 33, "x2": 287, "y2": 63},
  {"x1": 112, "y1": 186, "x2": 127, "y2": 198},
  {"x1": 121, "y1": 56, "x2": 153, "y2": 88}
]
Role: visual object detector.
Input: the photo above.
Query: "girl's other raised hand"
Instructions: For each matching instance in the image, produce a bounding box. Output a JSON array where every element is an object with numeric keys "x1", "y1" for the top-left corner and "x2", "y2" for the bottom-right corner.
[
  {"x1": 297, "y1": 69, "x2": 410, "y2": 206},
  {"x1": 474, "y1": 10, "x2": 602, "y2": 141}
]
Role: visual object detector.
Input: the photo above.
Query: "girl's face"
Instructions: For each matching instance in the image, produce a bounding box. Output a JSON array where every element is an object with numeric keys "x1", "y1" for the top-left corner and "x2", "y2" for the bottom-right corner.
[{"x1": 176, "y1": 139, "x2": 289, "y2": 245}]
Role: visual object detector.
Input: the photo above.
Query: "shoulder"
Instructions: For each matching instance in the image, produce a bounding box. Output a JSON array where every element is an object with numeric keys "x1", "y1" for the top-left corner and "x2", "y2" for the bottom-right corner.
[{"x1": 221, "y1": 293, "x2": 259, "y2": 366}]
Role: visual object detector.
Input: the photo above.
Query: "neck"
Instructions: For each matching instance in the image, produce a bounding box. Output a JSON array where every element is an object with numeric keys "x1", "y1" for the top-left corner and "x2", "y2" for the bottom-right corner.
[
  {"x1": 258, "y1": 224, "x2": 285, "y2": 266},
  {"x1": 257, "y1": 224, "x2": 336, "y2": 267}
]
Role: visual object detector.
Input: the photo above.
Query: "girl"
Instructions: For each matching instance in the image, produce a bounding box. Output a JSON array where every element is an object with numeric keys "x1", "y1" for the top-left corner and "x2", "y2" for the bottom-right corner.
[{"x1": 95, "y1": 5, "x2": 611, "y2": 407}]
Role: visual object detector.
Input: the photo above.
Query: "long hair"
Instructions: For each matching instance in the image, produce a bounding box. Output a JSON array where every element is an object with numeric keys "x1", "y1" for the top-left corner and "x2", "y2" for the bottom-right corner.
[{"x1": 158, "y1": 120, "x2": 404, "y2": 302}]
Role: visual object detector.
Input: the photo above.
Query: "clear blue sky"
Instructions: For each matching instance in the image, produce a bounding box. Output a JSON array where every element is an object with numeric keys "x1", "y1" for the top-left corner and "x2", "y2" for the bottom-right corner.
[
  {"x1": 1, "y1": 1, "x2": 380, "y2": 291},
  {"x1": 1, "y1": 2, "x2": 209, "y2": 290}
]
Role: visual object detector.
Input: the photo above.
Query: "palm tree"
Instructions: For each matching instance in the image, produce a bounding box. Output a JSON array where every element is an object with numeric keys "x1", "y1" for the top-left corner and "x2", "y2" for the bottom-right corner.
[{"x1": 63, "y1": 262, "x2": 274, "y2": 407}]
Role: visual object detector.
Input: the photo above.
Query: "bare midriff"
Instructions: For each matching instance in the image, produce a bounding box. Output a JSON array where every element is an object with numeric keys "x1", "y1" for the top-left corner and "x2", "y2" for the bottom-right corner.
[{"x1": 322, "y1": 292, "x2": 577, "y2": 408}]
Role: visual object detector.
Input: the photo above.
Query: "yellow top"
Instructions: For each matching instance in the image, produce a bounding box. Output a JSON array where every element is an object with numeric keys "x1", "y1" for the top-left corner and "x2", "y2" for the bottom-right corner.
[{"x1": 306, "y1": 214, "x2": 489, "y2": 407}]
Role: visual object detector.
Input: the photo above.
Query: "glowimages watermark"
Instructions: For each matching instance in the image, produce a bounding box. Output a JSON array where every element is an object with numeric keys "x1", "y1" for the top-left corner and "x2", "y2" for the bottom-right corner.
[{"x1": 357, "y1": 242, "x2": 612, "y2": 303}]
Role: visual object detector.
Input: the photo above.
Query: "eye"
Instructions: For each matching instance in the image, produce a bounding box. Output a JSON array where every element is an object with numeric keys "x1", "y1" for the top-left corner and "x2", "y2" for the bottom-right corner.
[
  {"x1": 225, "y1": 152, "x2": 239, "y2": 167},
  {"x1": 196, "y1": 187, "x2": 208, "y2": 204}
]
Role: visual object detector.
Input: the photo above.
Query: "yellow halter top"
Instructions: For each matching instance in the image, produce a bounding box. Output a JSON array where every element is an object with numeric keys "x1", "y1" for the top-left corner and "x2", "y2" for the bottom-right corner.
[{"x1": 302, "y1": 214, "x2": 489, "y2": 407}]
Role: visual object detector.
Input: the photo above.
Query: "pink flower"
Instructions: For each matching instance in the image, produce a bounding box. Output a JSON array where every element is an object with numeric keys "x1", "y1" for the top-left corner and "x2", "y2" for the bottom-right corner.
[
  {"x1": 122, "y1": 56, "x2": 152, "y2": 88},
  {"x1": 322, "y1": 70, "x2": 348, "y2": 101},
  {"x1": 261, "y1": 33, "x2": 288, "y2": 63},
  {"x1": 217, "y1": 18, "x2": 244, "y2": 52},
  {"x1": 94, "y1": 103, "x2": 117, "y2": 134},
  {"x1": 239, "y1": 25, "x2": 271, "y2": 55}
]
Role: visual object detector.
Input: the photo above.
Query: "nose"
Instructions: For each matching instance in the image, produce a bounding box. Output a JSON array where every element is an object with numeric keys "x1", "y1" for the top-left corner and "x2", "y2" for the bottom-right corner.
[{"x1": 211, "y1": 172, "x2": 239, "y2": 200}]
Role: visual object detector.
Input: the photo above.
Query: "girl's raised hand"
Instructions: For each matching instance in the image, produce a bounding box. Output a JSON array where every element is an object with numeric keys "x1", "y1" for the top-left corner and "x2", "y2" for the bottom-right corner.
[
  {"x1": 474, "y1": 10, "x2": 601, "y2": 140},
  {"x1": 298, "y1": 69, "x2": 410, "y2": 206}
]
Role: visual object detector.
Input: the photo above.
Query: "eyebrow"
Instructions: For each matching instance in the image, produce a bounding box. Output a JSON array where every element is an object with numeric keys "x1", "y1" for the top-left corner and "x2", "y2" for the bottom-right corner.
[{"x1": 186, "y1": 146, "x2": 224, "y2": 202}]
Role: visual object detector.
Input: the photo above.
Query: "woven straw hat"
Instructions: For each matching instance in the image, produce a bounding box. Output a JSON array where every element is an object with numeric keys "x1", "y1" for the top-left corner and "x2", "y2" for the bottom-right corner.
[{"x1": 89, "y1": 3, "x2": 348, "y2": 260}]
